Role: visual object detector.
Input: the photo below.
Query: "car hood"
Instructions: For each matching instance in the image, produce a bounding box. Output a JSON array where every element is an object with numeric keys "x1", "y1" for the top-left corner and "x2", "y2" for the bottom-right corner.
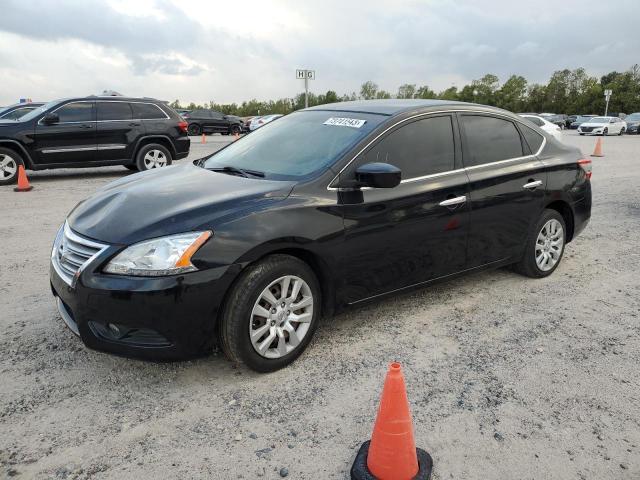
[
  {"x1": 0, "y1": 119, "x2": 18, "y2": 125},
  {"x1": 67, "y1": 162, "x2": 295, "y2": 245}
]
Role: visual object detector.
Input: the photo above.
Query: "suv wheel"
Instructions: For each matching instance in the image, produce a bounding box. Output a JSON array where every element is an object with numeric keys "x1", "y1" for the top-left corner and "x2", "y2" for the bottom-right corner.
[
  {"x1": 230, "y1": 124, "x2": 241, "y2": 135},
  {"x1": 187, "y1": 123, "x2": 201, "y2": 136},
  {"x1": 219, "y1": 254, "x2": 321, "y2": 372},
  {"x1": 514, "y1": 209, "x2": 566, "y2": 278},
  {"x1": 0, "y1": 147, "x2": 22, "y2": 186},
  {"x1": 136, "y1": 144, "x2": 172, "y2": 171}
]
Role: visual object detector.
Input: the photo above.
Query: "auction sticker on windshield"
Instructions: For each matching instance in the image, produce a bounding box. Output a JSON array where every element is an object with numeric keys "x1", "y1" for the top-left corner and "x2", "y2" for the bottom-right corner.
[{"x1": 323, "y1": 117, "x2": 366, "y2": 128}]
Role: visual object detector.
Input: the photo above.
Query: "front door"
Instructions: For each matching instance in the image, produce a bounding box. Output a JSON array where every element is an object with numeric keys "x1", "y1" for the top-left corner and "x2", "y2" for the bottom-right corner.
[
  {"x1": 34, "y1": 101, "x2": 96, "y2": 165},
  {"x1": 336, "y1": 114, "x2": 470, "y2": 303},
  {"x1": 458, "y1": 113, "x2": 546, "y2": 267}
]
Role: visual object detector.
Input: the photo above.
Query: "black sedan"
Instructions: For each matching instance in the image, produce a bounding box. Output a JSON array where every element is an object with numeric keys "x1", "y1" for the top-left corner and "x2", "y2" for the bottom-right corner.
[
  {"x1": 624, "y1": 112, "x2": 640, "y2": 134},
  {"x1": 50, "y1": 100, "x2": 592, "y2": 372}
]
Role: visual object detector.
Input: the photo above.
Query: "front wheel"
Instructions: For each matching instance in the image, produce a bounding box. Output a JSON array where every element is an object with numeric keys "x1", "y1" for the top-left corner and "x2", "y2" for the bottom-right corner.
[
  {"x1": 0, "y1": 147, "x2": 22, "y2": 186},
  {"x1": 135, "y1": 144, "x2": 172, "y2": 171},
  {"x1": 219, "y1": 254, "x2": 321, "y2": 372},
  {"x1": 513, "y1": 209, "x2": 566, "y2": 278}
]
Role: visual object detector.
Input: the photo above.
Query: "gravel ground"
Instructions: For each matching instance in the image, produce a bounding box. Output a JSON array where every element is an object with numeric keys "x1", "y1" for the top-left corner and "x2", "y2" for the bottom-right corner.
[{"x1": 1, "y1": 132, "x2": 639, "y2": 479}]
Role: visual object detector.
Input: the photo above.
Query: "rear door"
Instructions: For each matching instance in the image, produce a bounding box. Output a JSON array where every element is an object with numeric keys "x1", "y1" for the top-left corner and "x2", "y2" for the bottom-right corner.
[
  {"x1": 459, "y1": 113, "x2": 546, "y2": 267},
  {"x1": 338, "y1": 114, "x2": 470, "y2": 301},
  {"x1": 96, "y1": 101, "x2": 143, "y2": 162},
  {"x1": 34, "y1": 101, "x2": 96, "y2": 164}
]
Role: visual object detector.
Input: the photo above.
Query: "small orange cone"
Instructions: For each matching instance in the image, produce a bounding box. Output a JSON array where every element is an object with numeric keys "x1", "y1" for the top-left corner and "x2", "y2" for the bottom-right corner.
[
  {"x1": 201, "y1": 133, "x2": 206, "y2": 144},
  {"x1": 13, "y1": 165, "x2": 33, "y2": 192},
  {"x1": 591, "y1": 137, "x2": 604, "y2": 157},
  {"x1": 351, "y1": 362, "x2": 432, "y2": 479}
]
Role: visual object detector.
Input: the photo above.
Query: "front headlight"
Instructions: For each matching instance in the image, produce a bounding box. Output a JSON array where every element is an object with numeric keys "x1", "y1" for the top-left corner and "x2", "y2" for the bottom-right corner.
[{"x1": 103, "y1": 231, "x2": 212, "y2": 276}]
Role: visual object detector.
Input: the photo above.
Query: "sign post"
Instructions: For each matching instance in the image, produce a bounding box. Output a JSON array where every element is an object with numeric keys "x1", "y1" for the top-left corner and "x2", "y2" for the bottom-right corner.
[
  {"x1": 604, "y1": 89, "x2": 612, "y2": 116},
  {"x1": 296, "y1": 69, "x2": 315, "y2": 108}
]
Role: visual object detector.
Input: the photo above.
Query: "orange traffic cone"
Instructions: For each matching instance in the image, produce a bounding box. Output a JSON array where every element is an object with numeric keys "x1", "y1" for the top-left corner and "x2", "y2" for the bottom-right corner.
[
  {"x1": 201, "y1": 133, "x2": 206, "y2": 144},
  {"x1": 351, "y1": 362, "x2": 433, "y2": 480},
  {"x1": 13, "y1": 165, "x2": 33, "y2": 192},
  {"x1": 591, "y1": 137, "x2": 603, "y2": 157}
]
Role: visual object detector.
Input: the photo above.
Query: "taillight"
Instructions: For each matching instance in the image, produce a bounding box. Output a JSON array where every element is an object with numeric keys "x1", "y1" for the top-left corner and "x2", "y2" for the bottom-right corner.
[
  {"x1": 578, "y1": 158, "x2": 592, "y2": 180},
  {"x1": 178, "y1": 121, "x2": 188, "y2": 133}
]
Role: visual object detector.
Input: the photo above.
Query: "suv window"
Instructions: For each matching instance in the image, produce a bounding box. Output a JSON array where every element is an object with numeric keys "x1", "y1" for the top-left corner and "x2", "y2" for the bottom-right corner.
[
  {"x1": 55, "y1": 102, "x2": 94, "y2": 123},
  {"x1": 461, "y1": 115, "x2": 524, "y2": 167},
  {"x1": 97, "y1": 102, "x2": 133, "y2": 121},
  {"x1": 131, "y1": 103, "x2": 166, "y2": 120},
  {"x1": 211, "y1": 111, "x2": 224, "y2": 119},
  {"x1": 361, "y1": 116, "x2": 455, "y2": 179},
  {"x1": 2, "y1": 107, "x2": 34, "y2": 120},
  {"x1": 519, "y1": 123, "x2": 544, "y2": 154}
]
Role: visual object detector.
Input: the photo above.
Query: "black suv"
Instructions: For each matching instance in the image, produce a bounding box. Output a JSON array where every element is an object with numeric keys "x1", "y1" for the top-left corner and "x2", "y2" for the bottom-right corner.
[
  {"x1": 0, "y1": 96, "x2": 190, "y2": 185},
  {"x1": 182, "y1": 109, "x2": 243, "y2": 136}
]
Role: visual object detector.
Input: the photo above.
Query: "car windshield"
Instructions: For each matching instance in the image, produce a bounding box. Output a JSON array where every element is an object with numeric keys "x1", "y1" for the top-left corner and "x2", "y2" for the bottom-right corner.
[
  {"x1": 625, "y1": 113, "x2": 640, "y2": 121},
  {"x1": 589, "y1": 117, "x2": 609, "y2": 123},
  {"x1": 576, "y1": 116, "x2": 594, "y2": 122},
  {"x1": 18, "y1": 100, "x2": 60, "y2": 122},
  {"x1": 202, "y1": 110, "x2": 386, "y2": 180}
]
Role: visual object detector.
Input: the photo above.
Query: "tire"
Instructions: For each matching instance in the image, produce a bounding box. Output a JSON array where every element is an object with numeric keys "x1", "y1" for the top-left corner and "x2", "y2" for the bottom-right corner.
[
  {"x1": 513, "y1": 209, "x2": 567, "y2": 278},
  {"x1": 602, "y1": 128, "x2": 608, "y2": 136},
  {"x1": 229, "y1": 124, "x2": 241, "y2": 135},
  {"x1": 187, "y1": 123, "x2": 201, "y2": 136},
  {"x1": 619, "y1": 128, "x2": 625, "y2": 136},
  {"x1": 135, "y1": 143, "x2": 172, "y2": 171},
  {"x1": 219, "y1": 254, "x2": 321, "y2": 372},
  {"x1": 0, "y1": 147, "x2": 23, "y2": 186}
]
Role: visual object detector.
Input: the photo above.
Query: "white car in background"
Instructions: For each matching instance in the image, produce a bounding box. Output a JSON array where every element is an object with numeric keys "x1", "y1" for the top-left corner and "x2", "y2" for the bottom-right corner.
[
  {"x1": 519, "y1": 114, "x2": 562, "y2": 141},
  {"x1": 577, "y1": 116, "x2": 627, "y2": 136},
  {"x1": 249, "y1": 114, "x2": 283, "y2": 131}
]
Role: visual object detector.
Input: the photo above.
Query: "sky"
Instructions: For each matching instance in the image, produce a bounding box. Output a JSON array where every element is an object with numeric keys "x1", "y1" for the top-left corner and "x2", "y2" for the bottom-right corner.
[{"x1": 0, "y1": 0, "x2": 638, "y2": 106}]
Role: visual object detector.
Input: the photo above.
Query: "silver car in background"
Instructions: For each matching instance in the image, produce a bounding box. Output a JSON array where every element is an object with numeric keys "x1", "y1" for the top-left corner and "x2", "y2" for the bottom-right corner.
[{"x1": 249, "y1": 114, "x2": 283, "y2": 131}]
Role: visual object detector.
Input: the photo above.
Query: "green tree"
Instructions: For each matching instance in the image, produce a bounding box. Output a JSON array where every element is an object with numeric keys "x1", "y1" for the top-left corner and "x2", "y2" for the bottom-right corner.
[
  {"x1": 397, "y1": 83, "x2": 417, "y2": 99},
  {"x1": 497, "y1": 75, "x2": 527, "y2": 111},
  {"x1": 415, "y1": 85, "x2": 436, "y2": 99},
  {"x1": 360, "y1": 81, "x2": 379, "y2": 100},
  {"x1": 376, "y1": 90, "x2": 392, "y2": 99},
  {"x1": 438, "y1": 86, "x2": 459, "y2": 101}
]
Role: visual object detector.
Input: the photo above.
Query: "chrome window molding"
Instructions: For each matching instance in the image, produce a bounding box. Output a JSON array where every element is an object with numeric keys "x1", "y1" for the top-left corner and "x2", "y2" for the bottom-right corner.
[
  {"x1": 38, "y1": 100, "x2": 169, "y2": 125},
  {"x1": 327, "y1": 109, "x2": 547, "y2": 191}
]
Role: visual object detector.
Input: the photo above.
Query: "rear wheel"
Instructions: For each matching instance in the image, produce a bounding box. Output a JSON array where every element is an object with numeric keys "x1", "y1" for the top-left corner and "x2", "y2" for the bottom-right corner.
[
  {"x1": 513, "y1": 209, "x2": 566, "y2": 278},
  {"x1": 187, "y1": 123, "x2": 201, "y2": 136},
  {"x1": 135, "y1": 144, "x2": 172, "y2": 171},
  {"x1": 230, "y1": 124, "x2": 241, "y2": 135},
  {"x1": 0, "y1": 147, "x2": 22, "y2": 186},
  {"x1": 602, "y1": 128, "x2": 608, "y2": 136},
  {"x1": 219, "y1": 254, "x2": 321, "y2": 372},
  {"x1": 619, "y1": 127, "x2": 625, "y2": 136}
]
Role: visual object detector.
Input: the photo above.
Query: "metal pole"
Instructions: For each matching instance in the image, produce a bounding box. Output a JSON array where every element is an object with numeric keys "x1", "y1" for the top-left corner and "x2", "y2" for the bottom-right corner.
[
  {"x1": 604, "y1": 97, "x2": 610, "y2": 116},
  {"x1": 304, "y1": 75, "x2": 309, "y2": 109}
]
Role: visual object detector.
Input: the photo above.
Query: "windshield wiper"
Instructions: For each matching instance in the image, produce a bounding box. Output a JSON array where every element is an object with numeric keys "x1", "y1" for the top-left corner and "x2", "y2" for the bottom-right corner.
[{"x1": 208, "y1": 165, "x2": 265, "y2": 178}]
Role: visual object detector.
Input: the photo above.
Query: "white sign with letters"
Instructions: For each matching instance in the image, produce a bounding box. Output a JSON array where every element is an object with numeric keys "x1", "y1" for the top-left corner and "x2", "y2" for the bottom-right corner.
[{"x1": 323, "y1": 117, "x2": 366, "y2": 128}]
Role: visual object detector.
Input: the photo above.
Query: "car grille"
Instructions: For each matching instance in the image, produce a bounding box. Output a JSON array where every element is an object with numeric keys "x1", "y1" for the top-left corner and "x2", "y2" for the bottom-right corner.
[
  {"x1": 580, "y1": 126, "x2": 594, "y2": 132},
  {"x1": 52, "y1": 223, "x2": 108, "y2": 287}
]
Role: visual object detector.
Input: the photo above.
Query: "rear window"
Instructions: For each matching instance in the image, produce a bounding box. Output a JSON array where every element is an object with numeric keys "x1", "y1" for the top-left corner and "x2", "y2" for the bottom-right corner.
[
  {"x1": 461, "y1": 115, "x2": 524, "y2": 167},
  {"x1": 97, "y1": 102, "x2": 133, "y2": 121},
  {"x1": 131, "y1": 103, "x2": 166, "y2": 120}
]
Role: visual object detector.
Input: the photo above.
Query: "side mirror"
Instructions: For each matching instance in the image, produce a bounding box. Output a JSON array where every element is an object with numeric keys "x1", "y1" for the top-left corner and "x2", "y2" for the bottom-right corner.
[
  {"x1": 42, "y1": 112, "x2": 59, "y2": 125},
  {"x1": 355, "y1": 162, "x2": 401, "y2": 189}
]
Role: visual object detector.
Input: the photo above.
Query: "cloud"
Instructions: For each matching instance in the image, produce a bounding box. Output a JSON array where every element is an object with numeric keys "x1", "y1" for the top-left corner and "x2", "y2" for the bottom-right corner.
[{"x1": 0, "y1": 0, "x2": 639, "y2": 105}]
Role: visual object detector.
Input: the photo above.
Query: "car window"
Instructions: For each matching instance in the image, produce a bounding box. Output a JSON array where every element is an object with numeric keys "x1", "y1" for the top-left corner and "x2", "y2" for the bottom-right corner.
[
  {"x1": 203, "y1": 111, "x2": 385, "y2": 180},
  {"x1": 361, "y1": 115, "x2": 455, "y2": 179},
  {"x1": 211, "y1": 111, "x2": 224, "y2": 119},
  {"x1": 131, "y1": 103, "x2": 166, "y2": 120},
  {"x1": 2, "y1": 107, "x2": 34, "y2": 120},
  {"x1": 97, "y1": 102, "x2": 133, "y2": 121},
  {"x1": 524, "y1": 116, "x2": 545, "y2": 127},
  {"x1": 519, "y1": 123, "x2": 544, "y2": 154},
  {"x1": 461, "y1": 115, "x2": 524, "y2": 167},
  {"x1": 56, "y1": 102, "x2": 94, "y2": 123}
]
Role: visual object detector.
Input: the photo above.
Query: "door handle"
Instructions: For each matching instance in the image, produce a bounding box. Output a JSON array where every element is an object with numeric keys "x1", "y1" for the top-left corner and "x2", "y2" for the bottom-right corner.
[
  {"x1": 79, "y1": 124, "x2": 92, "y2": 129},
  {"x1": 129, "y1": 122, "x2": 141, "y2": 127},
  {"x1": 439, "y1": 195, "x2": 467, "y2": 207},
  {"x1": 523, "y1": 180, "x2": 543, "y2": 190}
]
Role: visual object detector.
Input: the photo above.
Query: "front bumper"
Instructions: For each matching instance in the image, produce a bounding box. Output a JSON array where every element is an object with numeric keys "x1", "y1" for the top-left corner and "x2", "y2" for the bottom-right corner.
[
  {"x1": 50, "y1": 250, "x2": 240, "y2": 361},
  {"x1": 577, "y1": 128, "x2": 603, "y2": 135}
]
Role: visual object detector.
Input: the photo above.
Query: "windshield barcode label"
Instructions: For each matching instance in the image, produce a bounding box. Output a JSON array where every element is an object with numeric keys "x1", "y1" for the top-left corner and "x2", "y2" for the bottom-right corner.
[{"x1": 323, "y1": 117, "x2": 366, "y2": 128}]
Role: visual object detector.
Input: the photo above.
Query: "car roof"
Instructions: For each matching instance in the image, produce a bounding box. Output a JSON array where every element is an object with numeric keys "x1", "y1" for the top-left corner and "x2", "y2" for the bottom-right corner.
[
  {"x1": 3, "y1": 102, "x2": 44, "y2": 108},
  {"x1": 51, "y1": 96, "x2": 167, "y2": 104},
  {"x1": 304, "y1": 99, "x2": 492, "y2": 116}
]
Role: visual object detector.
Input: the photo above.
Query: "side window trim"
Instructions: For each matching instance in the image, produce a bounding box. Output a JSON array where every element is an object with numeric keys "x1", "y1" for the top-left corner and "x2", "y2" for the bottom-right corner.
[
  {"x1": 38, "y1": 100, "x2": 168, "y2": 125},
  {"x1": 41, "y1": 101, "x2": 96, "y2": 124}
]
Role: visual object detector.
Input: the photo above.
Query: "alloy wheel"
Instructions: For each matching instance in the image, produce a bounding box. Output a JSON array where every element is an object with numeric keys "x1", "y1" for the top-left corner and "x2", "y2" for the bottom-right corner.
[
  {"x1": 143, "y1": 149, "x2": 168, "y2": 169},
  {"x1": 249, "y1": 275, "x2": 314, "y2": 359},
  {"x1": 0, "y1": 153, "x2": 18, "y2": 181},
  {"x1": 535, "y1": 219, "x2": 564, "y2": 271}
]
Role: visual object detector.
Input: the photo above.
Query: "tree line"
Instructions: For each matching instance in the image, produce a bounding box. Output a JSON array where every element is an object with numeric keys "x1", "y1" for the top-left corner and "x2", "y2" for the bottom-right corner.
[{"x1": 169, "y1": 65, "x2": 640, "y2": 117}]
